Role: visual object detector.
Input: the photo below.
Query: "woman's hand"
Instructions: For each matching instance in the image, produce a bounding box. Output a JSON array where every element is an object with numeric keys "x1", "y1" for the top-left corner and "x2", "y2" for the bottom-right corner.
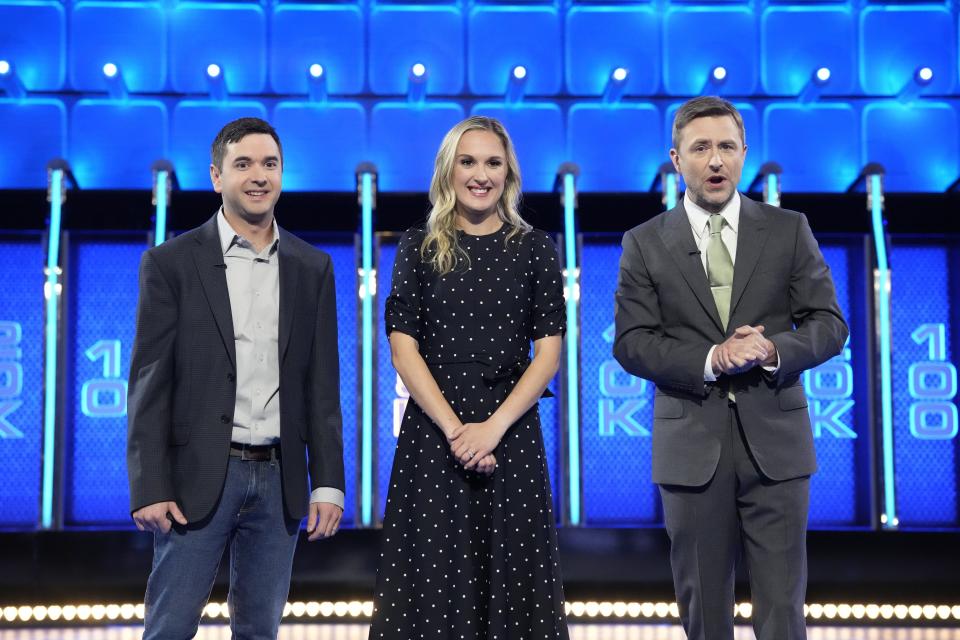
[{"x1": 449, "y1": 420, "x2": 507, "y2": 471}]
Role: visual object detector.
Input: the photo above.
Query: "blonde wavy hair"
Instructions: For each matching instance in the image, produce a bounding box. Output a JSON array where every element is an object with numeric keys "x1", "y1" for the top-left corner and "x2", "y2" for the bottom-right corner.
[{"x1": 421, "y1": 116, "x2": 531, "y2": 274}]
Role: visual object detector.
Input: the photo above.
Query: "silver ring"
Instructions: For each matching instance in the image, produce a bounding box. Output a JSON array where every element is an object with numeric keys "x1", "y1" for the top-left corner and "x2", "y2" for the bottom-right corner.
[{"x1": 467, "y1": 450, "x2": 476, "y2": 459}]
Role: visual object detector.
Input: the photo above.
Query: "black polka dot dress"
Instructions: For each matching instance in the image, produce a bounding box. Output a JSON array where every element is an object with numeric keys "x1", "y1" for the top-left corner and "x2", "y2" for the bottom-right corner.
[{"x1": 369, "y1": 224, "x2": 570, "y2": 640}]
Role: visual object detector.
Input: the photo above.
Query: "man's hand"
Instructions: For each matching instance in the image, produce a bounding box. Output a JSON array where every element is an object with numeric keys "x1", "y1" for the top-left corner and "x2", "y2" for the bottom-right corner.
[
  {"x1": 713, "y1": 325, "x2": 776, "y2": 375},
  {"x1": 132, "y1": 501, "x2": 188, "y2": 534},
  {"x1": 307, "y1": 502, "x2": 343, "y2": 541}
]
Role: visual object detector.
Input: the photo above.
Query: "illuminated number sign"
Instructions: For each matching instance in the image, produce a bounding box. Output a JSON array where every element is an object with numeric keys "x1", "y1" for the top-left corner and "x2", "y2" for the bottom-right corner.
[
  {"x1": 66, "y1": 236, "x2": 143, "y2": 525},
  {"x1": 891, "y1": 242, "x2": 960, "y2": 528},
  {"x1": 0, "y1": 235, "x2": 45, "y2": 527},
  {"x1": 0, "y1": 322, "x2": 25, "y2": 438}
]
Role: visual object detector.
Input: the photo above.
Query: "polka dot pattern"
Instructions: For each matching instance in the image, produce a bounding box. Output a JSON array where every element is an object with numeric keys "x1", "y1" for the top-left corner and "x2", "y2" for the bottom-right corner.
[{"x1": 370, "y1": 224, "x2": 569, "y2": 639}]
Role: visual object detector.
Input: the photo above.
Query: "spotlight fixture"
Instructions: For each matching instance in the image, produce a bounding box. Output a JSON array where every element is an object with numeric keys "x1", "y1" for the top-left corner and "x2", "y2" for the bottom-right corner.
[
  {"x1": 309, "y1": 63, "x2": 324, "y2": 79},
  {"x1": 0, "y1": 59, "x2": 10, "y2": 75},
  {"x1": 206, "y1": 63, "x2": 221, "y2": 78},
  {"x1": 815, "y1": 67, "x2": 831, "y2": 83},
  {"x1": 612, "y1": 67, "x2": 628, "y2": 83},
  {"x1": 411, "y1": 62, "x2": 426, "y2": 78},
  {"x1": 512, "y1": 65, "x2": 527, "y2": 80},
  {"x1": 712, "y1": 66, "x2": 727, "y2": 82},
  {"x1": 102, "y1": 62, "x2": 118, "y2": 78},
  {"x1": 917, "y1": 66, "x2": 933, "y2": 83}
]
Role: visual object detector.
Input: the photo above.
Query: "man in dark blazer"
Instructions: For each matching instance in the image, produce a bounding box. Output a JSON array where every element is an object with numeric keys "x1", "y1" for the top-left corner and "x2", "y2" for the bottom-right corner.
[
  {"x1": 126, "y1": 117, "x2": 344, "y2": 639},
  {"x1": 614, "y1": 97, "x2": 848, "y2": 640}
]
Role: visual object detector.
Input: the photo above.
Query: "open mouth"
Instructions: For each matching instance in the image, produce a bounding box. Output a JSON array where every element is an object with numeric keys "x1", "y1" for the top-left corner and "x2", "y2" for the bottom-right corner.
[
  {"x1": 245, "y1": 190, "x2": 269, "y2": 197},
  {"x1": 468, "y1": 186, "x2": 491, "y2": 196},
  {"x1": 707, "y1": 176, "x2": 726, "y2": 186}
]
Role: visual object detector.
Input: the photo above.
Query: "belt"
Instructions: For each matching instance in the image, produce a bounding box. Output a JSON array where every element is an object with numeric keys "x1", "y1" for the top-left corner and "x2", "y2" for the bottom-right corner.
[{"x1": 229, "y1": 442, "x2": 281, "y2": 461}]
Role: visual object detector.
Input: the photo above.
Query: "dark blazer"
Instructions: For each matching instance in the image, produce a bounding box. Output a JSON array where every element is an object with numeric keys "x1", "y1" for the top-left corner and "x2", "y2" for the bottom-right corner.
[
  {"x1": 126, "y1": 214, "x2": 344, "y2": 522},
  {"x1": 614, "y1": 196, "x2": 848, "y2": 486}
]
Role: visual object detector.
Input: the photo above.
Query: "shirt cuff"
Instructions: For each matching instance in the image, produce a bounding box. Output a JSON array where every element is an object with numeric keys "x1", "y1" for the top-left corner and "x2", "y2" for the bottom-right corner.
[
  {"x1": 704, "y1": 345, "x2": 718, "y2": 382},
  {"x1": 309, "y1": 487, "x2": 345, "y2": 509},
  {"x1": 761, "y1": 349, "x2": 781, "y2": 374}
]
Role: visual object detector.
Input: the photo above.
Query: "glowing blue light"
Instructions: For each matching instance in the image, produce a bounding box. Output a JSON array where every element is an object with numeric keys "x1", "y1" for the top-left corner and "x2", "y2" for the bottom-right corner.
[
  {"x1": 411, "y1": 63, "x2": 426, "y2": 78},
  {"x1": 0, "y1": 60, "x2": 10, "y2": 76},
  {"x1": 917, "y1": 67, "x2": 934, "y2": 83},
  {"x1": 562, "y1": 172, "x2": 581, "y2": 526},
  {"x1": 309, "y1": 63, "x2": 324, "y2": 79},
  {"x1": 612, "y1": 67, "x2": 628, "y2": 83},
  {"x1": 816, "y1": 67, "x2": 831, "y2": 83},
  {"x1": 712, "y1": 66, "x2": 727, "y2": 81},
  {"x1": 870, "y1": 173, "x2": 896, "y2": 529},
  {"x1": 154, "y1": 170, "x2": 168, "y2": 247},
  {"x1": 766, "y1": 173, "x2": 779, "y2": 206},
  {"x1": 360, "y1": 172, "x2": 374, "y2": 526},
  {"x1": 42, "y1": 169, "x2": 64, "y2": 529},
  {"x1": 512, "y1": 65, "x2": 527, "y2": 80},
  {"x1": 102, "y1": 62, "x2": 118, "y2": 78},
  {"x1": 206, "y1": 64, "x2": 221, "y2": 79},
  {"x1": 664, "y1": 173, "x2": 678, "y2": 211}
]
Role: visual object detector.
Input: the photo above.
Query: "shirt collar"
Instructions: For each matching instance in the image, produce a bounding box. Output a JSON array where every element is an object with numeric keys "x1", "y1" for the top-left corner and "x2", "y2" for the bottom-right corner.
[
  {"x1": 217, "y1": 208, "x2": 280, "y2": 255},
  {"x1": 684, "y1": 190, "x2": 741, "y2": 239}
]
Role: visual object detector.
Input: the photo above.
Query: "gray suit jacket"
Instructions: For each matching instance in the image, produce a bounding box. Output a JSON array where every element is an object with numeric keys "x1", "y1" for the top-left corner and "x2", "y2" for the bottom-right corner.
[
  {"x1": 126, "y1": 214, "x2": 344, "y2": 522},
  {"x1": 613, "y1": 196, "x2": 848, "y2": 486}
]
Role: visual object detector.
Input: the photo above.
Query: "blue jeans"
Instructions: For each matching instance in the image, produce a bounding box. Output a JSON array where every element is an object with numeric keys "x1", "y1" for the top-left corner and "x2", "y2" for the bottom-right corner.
[{"x1": 143, "y1": 456, "x2": 300, "y2": 640}]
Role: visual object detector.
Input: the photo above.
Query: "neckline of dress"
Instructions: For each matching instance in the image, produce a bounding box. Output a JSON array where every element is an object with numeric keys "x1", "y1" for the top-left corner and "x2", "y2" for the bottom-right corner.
[{"x1": 457, "y1": 223, "x2": 507, "y2": 238}]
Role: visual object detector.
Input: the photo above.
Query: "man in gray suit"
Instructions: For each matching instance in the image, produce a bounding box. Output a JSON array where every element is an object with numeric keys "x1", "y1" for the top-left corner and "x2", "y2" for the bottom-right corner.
[
  {"x1": 126, "y1": 117, "x2": 344, "y2": 639},
  {"x1": 614, "y1": 97, "x2": 848, "y2": 639}
]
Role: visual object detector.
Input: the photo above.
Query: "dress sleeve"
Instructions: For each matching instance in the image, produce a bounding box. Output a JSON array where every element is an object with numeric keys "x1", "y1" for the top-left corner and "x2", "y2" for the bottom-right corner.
[
  {"x1": 529, "y1": 231, "x2": 566, "y2": 340},
  {"x1": 384, "y1": 228, "x2": 424, "y2": 339}
]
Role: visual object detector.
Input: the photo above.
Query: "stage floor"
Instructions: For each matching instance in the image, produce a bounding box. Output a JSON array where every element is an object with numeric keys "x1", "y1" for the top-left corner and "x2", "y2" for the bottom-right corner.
[{"x1": 2, "y1": 625, "x2": 959, "y2": 639}]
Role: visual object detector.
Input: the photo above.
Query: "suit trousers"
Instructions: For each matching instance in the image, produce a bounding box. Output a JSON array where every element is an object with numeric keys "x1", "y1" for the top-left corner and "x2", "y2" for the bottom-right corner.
[
  {"x1": 143, "y1": 456, "x2": 301, "y2": 640},
  {"x1": 659, "y1": 404, "x2": 810, "y2": 640}
]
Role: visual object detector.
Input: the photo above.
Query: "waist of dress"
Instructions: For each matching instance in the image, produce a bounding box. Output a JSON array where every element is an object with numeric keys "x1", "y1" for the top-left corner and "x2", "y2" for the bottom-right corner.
[{"x1": 419, "y1": 351, "x2": 553, "y2": 398}]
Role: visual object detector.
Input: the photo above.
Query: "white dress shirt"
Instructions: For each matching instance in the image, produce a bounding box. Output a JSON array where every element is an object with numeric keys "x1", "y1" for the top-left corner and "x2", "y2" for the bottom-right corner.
[{"x1": 683, "y1": 192, "x2": 778, "y2": 382}]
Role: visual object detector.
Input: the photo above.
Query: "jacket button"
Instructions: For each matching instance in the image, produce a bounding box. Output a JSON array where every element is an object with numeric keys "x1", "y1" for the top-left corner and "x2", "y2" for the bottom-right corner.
[
  {"x1": 227, "y1": 372, "x2": 236, "y2": 382},
  {"x1": 220, "y1": 414, "x2": 231, "y2": 424}
]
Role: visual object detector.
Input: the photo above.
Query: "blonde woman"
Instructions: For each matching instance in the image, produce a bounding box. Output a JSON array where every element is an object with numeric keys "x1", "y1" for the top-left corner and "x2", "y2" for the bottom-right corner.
[{"x1": 369, "y1": 116, "x2": 570, "y2": 639}]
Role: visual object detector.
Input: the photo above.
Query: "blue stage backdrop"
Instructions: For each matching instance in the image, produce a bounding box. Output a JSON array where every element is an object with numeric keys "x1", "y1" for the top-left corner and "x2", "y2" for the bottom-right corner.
[
  {"x1": 0, "y1": 234, "x2": 45, "y2": 528},
  {"x1": 891, "y1": 240, "x2": 960, "y2": 528},
  {"x1": 0, "y1": 226, "x2": 958, "y2": 531}
]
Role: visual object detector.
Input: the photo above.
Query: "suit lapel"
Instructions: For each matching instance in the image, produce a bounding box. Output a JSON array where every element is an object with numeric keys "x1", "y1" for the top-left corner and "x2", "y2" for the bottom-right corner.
[
  {"x1": 277, "y1": 228, "x2": 299, "y2": 364},
  {"x1": 656, "y1": 203, "x2": 725, "y2": 334},
  {"x1": 193, "y1": 214, "x2": 236, "y2": 368},
  {"x1": 729, "y1": 196, "x2": 771, "y2": 321}
]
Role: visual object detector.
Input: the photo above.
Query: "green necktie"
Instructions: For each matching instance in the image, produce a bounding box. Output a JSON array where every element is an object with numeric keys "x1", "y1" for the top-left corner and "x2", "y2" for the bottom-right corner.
[{"x1": 706, "y1": 214, "x2": 734, "y2": 330}]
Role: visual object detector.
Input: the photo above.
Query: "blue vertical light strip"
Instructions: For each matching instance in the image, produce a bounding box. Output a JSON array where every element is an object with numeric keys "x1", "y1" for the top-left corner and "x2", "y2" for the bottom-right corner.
[
  {"x1": 154, "y1": 170, "x2": 168, "y2": 247},
  {"x1": 41, "y1": 169, "x2": 64, "y2": 529},
  {"x1": 664, "y1": 173, "x2": 678, "y2": 210},
  {"x1": 870, "y1": 174, "x2": 896, "y2": 528},
  {"x1": 766, "y1": 173, "x2": 779, "y2": 206},
  {"x1": 562, "y1": 172, "x2": 581, "y2": 525},
  {"x1": 360, "y1": 172, "x2": 374, "y2": 526}
]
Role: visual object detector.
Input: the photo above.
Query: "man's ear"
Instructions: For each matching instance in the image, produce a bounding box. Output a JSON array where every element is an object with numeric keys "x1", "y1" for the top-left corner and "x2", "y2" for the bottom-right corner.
[{"x1": 210, "y1": 164, "x2": 222, "y2": 193}]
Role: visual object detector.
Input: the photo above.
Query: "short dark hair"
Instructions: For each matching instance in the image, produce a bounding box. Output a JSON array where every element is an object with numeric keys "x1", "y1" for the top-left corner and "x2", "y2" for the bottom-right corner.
[
  {"x1": 671, "y1": 96, "x2": 745, "y2": 150},
  {"x1": 210, "y1": 117, "x2": 283, "y2": 171}
]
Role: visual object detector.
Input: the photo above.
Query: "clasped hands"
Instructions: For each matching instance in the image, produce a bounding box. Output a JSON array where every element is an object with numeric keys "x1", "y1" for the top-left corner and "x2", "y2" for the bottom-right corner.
[
  {"x1": 446, "y1": 419, "x2": 506, "y2": 475},
  {"x1": 712, "y1": 325, "x2": 778, "y2": 376}
]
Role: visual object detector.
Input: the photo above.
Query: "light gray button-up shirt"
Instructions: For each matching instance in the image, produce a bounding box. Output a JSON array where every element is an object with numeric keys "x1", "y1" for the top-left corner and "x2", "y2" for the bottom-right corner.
[{"x1": 217, "y1": 211, "x2": 344, "y2": 508}]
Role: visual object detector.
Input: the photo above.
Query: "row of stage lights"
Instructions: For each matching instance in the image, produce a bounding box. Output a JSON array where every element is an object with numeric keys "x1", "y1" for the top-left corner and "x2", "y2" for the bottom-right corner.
[
  {"x1": 0, "y1": 58, "x2": 939, "y2": 102},
  {"x1": 2, "y1": 601, "x2": 960, "y2": 626}
]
